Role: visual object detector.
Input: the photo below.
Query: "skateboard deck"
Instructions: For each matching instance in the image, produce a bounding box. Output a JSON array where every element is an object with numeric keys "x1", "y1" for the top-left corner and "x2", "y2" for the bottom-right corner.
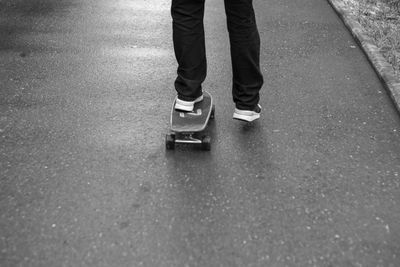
[
  {"x1": 166, "y1": 91, "x2": 214, "y2": 150},
  {"x1": 171, "y1": 91, "x2": 213, "y2": 132}
]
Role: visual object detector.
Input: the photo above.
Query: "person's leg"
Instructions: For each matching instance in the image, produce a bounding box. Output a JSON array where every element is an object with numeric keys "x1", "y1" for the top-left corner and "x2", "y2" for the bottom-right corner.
[
  {"x1": 224, "y1": 0, "x2": 263, "y2": 110},
  {"x1": 171, "y1": 0, "x2": 206, "y2": 101}
]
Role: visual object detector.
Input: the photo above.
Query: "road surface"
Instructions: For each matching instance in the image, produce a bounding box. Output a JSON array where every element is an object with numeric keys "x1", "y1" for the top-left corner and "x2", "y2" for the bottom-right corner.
[{"x1": 1, "y1": 0, "x2": 400, "y2": 266}]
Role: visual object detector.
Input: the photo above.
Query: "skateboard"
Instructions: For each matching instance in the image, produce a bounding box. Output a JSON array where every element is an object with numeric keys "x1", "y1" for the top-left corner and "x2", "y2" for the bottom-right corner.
[{"x1": 166, "y1": 91, "x2": 215, "y2": 150}]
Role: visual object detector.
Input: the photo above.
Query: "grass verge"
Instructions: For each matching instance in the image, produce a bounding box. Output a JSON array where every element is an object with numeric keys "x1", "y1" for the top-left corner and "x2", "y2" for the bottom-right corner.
[{"x1": 340, "y1": 0, "x2": 400, "y2": 74}]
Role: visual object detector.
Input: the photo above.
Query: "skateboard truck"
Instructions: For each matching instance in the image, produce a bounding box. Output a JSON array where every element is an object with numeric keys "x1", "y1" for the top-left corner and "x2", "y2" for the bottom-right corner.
[{"x1": 166, "y1": 132, "x2": 212, "y2": 151}]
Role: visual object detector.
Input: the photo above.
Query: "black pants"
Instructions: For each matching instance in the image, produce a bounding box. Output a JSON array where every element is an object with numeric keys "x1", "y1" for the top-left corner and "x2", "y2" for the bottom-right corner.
[{"x1": 171, "y1": 0, "x2": 263, "y2": 110}]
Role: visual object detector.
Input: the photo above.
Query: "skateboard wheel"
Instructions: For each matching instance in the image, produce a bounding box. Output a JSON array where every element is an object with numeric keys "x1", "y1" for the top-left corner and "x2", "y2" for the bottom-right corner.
[
  {"x1": 201, "y1": 136, "x2": 211, "y2": 151},
  {"x1": 165, "y1": 134, "x2": 175, "y2": 150},
  {"x1": 210, "y1": 105, "x2": 215, "y2": 120}
]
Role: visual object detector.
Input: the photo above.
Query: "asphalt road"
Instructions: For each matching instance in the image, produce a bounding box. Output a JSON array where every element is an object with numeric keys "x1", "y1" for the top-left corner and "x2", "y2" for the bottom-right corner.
[{"x1": 1, "y1": 0, "x2": 400, "y2": 266}]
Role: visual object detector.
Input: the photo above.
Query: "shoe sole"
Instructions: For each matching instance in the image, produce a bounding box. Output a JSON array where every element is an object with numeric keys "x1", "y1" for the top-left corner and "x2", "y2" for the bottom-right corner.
[
  {"x1": 233, "y1": 112, "x2": 260, "y2": 122},
  {"x1": 233, "y1": 106, "x2": 261, "y2": 122}
]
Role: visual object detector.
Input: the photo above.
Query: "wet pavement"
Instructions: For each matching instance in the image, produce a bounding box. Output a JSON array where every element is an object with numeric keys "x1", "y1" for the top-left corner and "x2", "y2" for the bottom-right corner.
[{"x1": 1, "y1": 0, "x2": 400, "y2": 266}]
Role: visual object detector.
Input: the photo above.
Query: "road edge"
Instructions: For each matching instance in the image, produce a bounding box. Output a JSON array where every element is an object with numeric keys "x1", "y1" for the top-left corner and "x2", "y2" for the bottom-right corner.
[{"x1": 327, "y1": 0, "x2": 400, "y2": 115}]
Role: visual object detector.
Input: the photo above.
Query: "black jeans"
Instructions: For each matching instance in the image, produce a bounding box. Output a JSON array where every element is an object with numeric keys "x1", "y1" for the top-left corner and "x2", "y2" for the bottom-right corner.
[{"x1": 171, "y1": 0, "x2": 263, "y2": 110}]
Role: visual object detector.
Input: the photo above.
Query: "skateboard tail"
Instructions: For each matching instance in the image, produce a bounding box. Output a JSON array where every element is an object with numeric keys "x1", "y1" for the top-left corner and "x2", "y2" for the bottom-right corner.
[{"x1": 170, "y1": 91, "x2": 213, "y2": 133}]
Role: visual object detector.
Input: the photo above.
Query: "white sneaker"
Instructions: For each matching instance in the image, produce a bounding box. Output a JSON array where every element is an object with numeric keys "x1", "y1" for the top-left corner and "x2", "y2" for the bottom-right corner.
[
  {"x1": 233, "y1": 104, "x2": 261, "y2": 122},
  {"x1": 174, "y1": 95, "x2": 204, "y2": 112}
]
